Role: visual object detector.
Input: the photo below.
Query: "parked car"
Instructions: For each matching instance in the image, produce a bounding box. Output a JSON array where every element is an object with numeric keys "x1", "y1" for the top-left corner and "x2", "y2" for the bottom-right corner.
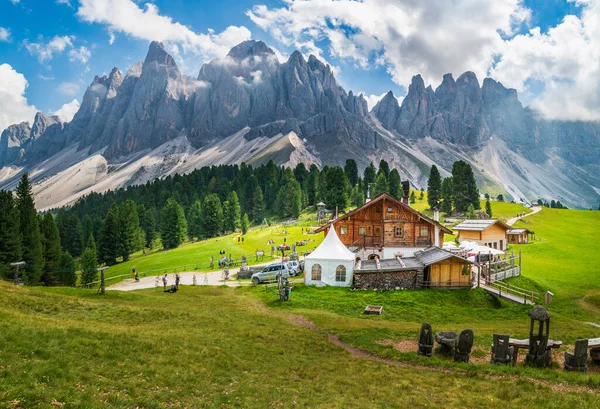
[
  {"x1": 251, "y1": 263, "x2": 290, "y2": 284},
  {"x1": 286, "y1": 261, "x2": 301, "y2": 276}
]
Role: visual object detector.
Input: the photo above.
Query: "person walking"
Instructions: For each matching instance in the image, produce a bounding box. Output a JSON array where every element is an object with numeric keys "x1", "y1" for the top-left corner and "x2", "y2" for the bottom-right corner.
[
  {"x1": 132, "y1": 266, "x2": 136, "y2": 279},
  {"x1": 175, "y1": 273, "x2": 180, "y2": 290},
  {"x1": 162, "y1": 273, "x2": 168, "y2": 291}
]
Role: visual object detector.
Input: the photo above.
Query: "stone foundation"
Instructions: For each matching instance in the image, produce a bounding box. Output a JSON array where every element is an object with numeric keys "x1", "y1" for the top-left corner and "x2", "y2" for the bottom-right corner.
[{"x1": 353, "y1": 270, "x2": 423, "y2": 290}]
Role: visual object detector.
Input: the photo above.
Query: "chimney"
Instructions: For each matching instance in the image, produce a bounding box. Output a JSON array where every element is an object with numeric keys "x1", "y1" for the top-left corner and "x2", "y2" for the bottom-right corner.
[
  {"x1": 433, "y1": 207, "x2": 440, "y2": 247},
  {"x1": 401, "y1": 181, "x2": 410, "y2": 205}
]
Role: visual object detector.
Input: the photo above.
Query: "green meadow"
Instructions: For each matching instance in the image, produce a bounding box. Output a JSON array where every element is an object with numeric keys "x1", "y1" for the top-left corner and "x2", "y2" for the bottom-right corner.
[{"x1": 1, "y1": 205, "x2": 600, "y2": 408}]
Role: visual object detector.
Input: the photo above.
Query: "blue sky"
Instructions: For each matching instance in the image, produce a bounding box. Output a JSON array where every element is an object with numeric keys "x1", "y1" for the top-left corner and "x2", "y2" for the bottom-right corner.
[{"x1": 0, "y1": 0, "x2": 597, "y2": 130}]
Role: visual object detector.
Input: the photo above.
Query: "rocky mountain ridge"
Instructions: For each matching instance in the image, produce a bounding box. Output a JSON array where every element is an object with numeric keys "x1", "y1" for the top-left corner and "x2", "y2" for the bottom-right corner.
[{"x1": 1, "y1": 40, "x2": 599, "y2": 209}]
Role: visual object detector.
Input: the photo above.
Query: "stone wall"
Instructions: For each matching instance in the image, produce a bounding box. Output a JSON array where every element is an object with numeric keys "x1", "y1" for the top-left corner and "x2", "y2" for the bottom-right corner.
[{"x1": 353, "y1": 270, "x2": 423, "y2": 290}]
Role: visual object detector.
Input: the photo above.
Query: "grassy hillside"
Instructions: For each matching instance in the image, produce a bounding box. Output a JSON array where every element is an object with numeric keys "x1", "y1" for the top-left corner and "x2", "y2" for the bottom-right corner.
[{"x1": 1, "y1": 282, "x2": 599, "y2": 408}]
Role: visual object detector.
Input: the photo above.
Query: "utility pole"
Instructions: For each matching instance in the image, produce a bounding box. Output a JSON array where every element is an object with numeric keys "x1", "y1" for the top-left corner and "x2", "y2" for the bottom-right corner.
[
  {"x1": 10, "y1": 261, "x2": 25, "y2": 285},
  {"x1": 98, "y1": 266, "x2": 109, "y2": 295}
]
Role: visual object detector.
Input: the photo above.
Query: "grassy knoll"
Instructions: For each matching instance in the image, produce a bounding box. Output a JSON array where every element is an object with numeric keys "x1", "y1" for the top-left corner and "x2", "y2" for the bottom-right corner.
[
  {"x1": 1, "y1": 282, "x2": 599, "y2": 408},
  {"x1": 103, "y1": 225, "x2": 323, "y2": 281}
]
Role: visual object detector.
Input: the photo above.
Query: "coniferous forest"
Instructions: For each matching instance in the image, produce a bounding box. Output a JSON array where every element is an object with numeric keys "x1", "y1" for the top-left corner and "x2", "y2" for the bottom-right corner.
[{"x1": 0, "y1": 158, "x2": 483, "y2": 286}]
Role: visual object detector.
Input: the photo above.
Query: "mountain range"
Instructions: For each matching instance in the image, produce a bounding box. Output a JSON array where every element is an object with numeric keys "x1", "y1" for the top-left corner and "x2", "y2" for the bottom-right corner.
[{"x1": 1, "y1": 40, "x2": 599, "y2": 210}]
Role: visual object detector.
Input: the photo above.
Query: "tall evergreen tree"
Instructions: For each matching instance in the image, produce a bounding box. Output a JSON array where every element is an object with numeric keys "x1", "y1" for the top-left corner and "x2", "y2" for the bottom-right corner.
[
  {"x1": 485, "y1": 198, "x2": 493, "y2": 218},
  {"x1": 440, "y1": 177, "x2": 453, "y2": 213},
  {"x1": 373, "y1": 173, "x2": 388, "y2": 196},
  {"x1": 59, "y1": 214, "x2": 83, "y2": 258},
  {"x1": 16, "y1": 174, "x2": 44, "y2": 285},
  {"x1": 0, "y1": 191, "x2": 21, "y2": 279},
  {"x1": 224, "y1": 191, "x2": 241, "y2": 232},
  {"x1": 464, "y1": 163, "x2": 480, "y2": 210},
  {"x1": 118, "y1": 200, "x2": 142, "y2": 262},
  {"x1": 187, "y1": 200, "x2": 203, "y2": 240},
  {"x1": 388, "y1": 169, "x2": 402, "y2": 200},
  {"x1": 427, "y1": 165, "x2": 442, "y2": 209},
  {"x1": 409, "y1": 191, "x2": 416, "y2": 204},
  {"x1": 250, "y1": 185, "x2": 265, "y2": 222},
  {"x1": 344, "y1": 159, "x2": 359, "y2": 187},
  {"x1": 377, "y1": 159, "x2": 390, "y2": 180},
  {"x1": 200, "y1": 194, "x2": 223, "y2": 238},
  {"x1": 138, "y1": 205, "x2": 157, "y2": 248},
  {"x1": 307, "y1": 168, "x2": 319, "y2": 206},
  {"x1": 82, "y1": 214, "x2": 94, "y2": 245},
  {"x1": 98, "y1": 204, "x2": 120, "y2": 265},
  {"x1": 363, "y1": 162, "x2": 376, "y2": 197},
  {"x1": 241, "y1": 213, "x2": 250, "y2": 235},
  {"x1": 80, "y1": 236, "x2": 98, "y2": 286},
  {"x1": 350, "y1": 184, "x2": 365, "y2": 208},
  {"x1": 58, "y1": 251, "x2": 76, "y2": 286},
  {"x1": 161, "y1": 198, "x2": 188, "y2": 248},
  {"x1": 40, "y1": 213, "x2": 62, "y2": 286},
  {"x1": 320, "y1": 166, "x2": 349, "y2": 213},
  {"x1": 293, "y1": 163, "x2": 308, "y2": 187},
  {"x1": 466, "y1": 204, "x2": 476, "y2": 219},
  {"x1": 243, "y1": 175, "x2": 259, "y2": 215},
  {"x1": 452, "y1": 161, "x2": 470, "y2": 213},
  {"x1": 291, "y1": 190, "x2": 302, "y2": 218}
]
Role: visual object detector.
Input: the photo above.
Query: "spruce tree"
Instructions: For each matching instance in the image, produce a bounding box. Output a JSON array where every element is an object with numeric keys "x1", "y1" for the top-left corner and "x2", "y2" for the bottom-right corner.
[
  {"x1": 344, "y1": 159, "x2": 359, "y2": 187},
  {"x1": 241, "y1": 213, "x2": 250, "y2": 235},
  {"x1": 16, "y1": 174, "x2": 44, "y2": 285},
  {"x1": 82, "y1": 214, "x2": 94, "y2": 245},
  {"x1": 307, "y1": 166, "x2": 319, "y2": 206},
  {"x1": 350, "y1": 184, "x2": 365, "y2": 208},
  {"x1": 139, "y1": 206, "x2": 156, "y2": 248},
  {"x1": 373, "y1": 173, "x2": 388, "y2": 196},
  {"x1": 419, "y1": 190, "x2": 424, "y2": 200},
  {"x1": 200, "y1": 194, "x2": 223, "y2": 238},
  {"x1": 377, "y1": 159, "x2": 390, "y2": 179},
  {"x1": 452, "y1": 161, "x2": 470, "y2": 213},
  {"x1": 58, "y1": 251, "x2": 76, "y2": 286},
  {"x1": 320, "y1": 166, "x2": 349, "y2": 213},
  {"x1": 388, "y1": 169, "x2": 402, "y2": 200},
  {"x1": 187, "y1": 200, "x2": 203, "y2": 240},
  {"x1": 80, "y1": 236, "x2": 98, "y2": 286},
  {"x1": 251, "y1": 185, "x2": 265, "y2": 222},
  {"x1": 161, "y1": 198, "x2": 188, "y2": 248},
  {"x1": 440, "y1": 177, "x2": 453, "y2": 214},
  {"x1": 466, "y1": 204, "x2": 476, "y2": 219},
  {"x1": 293, "y1": 163, "x2": 308, "y2": 187},
  {"x1": 224, "y1": 191, "x2": 241, "y2": 232},
  {"x1": 291, "y1": 190, "x2": 302, "y2": 218},
  {"x1": 485, "y1": 198, "x2": 493, "y2": 218},
  {"x1": 363, "y1": 162, "x2": 377, "y2": 196},
  {"x1": 409, "y1": 191, "x2": 416, "y2": 204},
  {"x1": 99, "y1": 204, "x2": 120, "y2": 265},
  {"x1": 244, "y1": 175, "x2": 259, "y2": 215},
  {"x1": 0, "y1": 191, "x2": 21, "y2": 279},
  {"x1": 464, "y1": 163, "x2": 480, "y2": 210},
  {"x1": 40, "y1": 213, "x2": 62, "y2": 286},
  {"x1": 427, "y1": 165, "x2": 442, "y2": 209},
  {"x1": 118, "y1": 200, "x2": 142, "y2": 262},
  {"x1": 59, "y1": 214, "x2": 83, "y2": 258}
]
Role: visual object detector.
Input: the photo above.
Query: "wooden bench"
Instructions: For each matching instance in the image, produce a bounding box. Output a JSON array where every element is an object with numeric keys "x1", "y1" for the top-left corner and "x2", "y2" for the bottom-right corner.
[{"x1": 508, "y1": 338, "x2": 562, "y2": 365}]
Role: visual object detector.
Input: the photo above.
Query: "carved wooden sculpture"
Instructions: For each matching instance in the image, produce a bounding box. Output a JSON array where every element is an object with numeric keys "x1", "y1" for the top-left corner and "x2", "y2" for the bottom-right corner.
[
  {"x1": 525, "y1": 306, "x2": 552, "y2": 368},
  {"x1": 564, "y1": 339, "x2": 588, "y2": 373},
  {"x1": 454, "y1": 329, "x2": 474, "y2": 363},
  {"x1": 418, "y1": 323, "x2": 434, "y2": 357},
  {"x1": 491, "y1": 334, "x2": 515, "y2": 366}
]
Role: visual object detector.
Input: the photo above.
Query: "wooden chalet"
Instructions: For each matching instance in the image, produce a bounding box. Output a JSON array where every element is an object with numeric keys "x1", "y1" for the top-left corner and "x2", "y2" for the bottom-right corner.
[
  {"x1": 453, "y1": 219, "x2": 511, "y2": 251},
  {"x1": 315, "y1": 192, "x2": 452, "y2": 259},
  {"x1": 507, "y1": 228, "x2": 534, "y2": 244}
]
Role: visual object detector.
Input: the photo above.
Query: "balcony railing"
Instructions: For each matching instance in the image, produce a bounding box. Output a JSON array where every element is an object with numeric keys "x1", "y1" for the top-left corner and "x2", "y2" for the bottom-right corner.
[{"x1": 348, "y1": 235, "x2": 432, "y2": 250}]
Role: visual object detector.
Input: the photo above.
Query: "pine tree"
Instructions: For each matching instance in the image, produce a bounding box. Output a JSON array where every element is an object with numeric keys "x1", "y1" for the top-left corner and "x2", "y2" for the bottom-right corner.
[
  {"x1": 58, "y1": 251, "x2": 76, "y2": 286},
  {"x1": 373, "y1": 173, "x2": 388, "y2": 196},
  {"x1": 59, "y1": 214, "x2": 83, "y2": 258},
  {"x1": 363, "y1": 162, "x2": 376, "y2": 196},
  {"x1": 0, "y1": 191, "x2": 21, "y2": 279},
  {"x1": 80, "y1": 236, "x2": 98, "y2": 286},
  {"x1": 409, "y1": 191, "x2": 416, "y2": 204},
  {"x1": 307, "y1": 166, "x2": 319, "y2": 206},
  {"x1": 388, "y1": 169, "x2": 402, "y2": 200},
  {"x1": 187, "y1": 200, "x2": 203, "y2": 240},
  {"x1": 440, "y1": 177, "x2": 453, "y2": 214},
  {"x1": 200, "y1": 194, "x2": 223, "y2": 238},
  {"x1": 293, "y1": 163, "x2": 308, "y2": 187},
  {"x1": 250, "y1": 185, "x2": 265, "y2": 222},
  {"x1": 161, "y1": 198, "x2": 188, "y2": 248},
  {"x1": 139, "y1": 205, "x2": 157, "y2": 248},
  {"x1": 497, "y1": 194, "x2": 504, "y2": 202},
  {"x1": 452, "y1": 161, "x2": 480, "y2": 212},
  {"x1": 377, "y1": 159, "x2": 390, "y2": 180},
  {"x1": 320, "y1": 166, "x2": 349, "y2": 213},
  {"x1": 118, "y1": 200, "x2": 142, "y2": 262},
  {"x1": 16, "y1": 174, "x2": 44, "y2": 285},
  {"x1": 99, "y1": 204, "x2": 120, "y2": 265},
  {"x1": 244, "y1": 175, "x2": 259, "y2": 215},
  {"x1": 550, "y1": 200, "x2": 556, "y2": 208},
  {"x1": 82, "y1": 214, "x2": 94, "y2": 245},
  {"x1": 464, "y1": 164, "x2": 480, "y2": 210},
  {"x1": 224, "y1": 191, "x2": 241, "y2": 232},
  {"x1": 40, "y1": 213, "x2": 62, "y2": 286},
  {"x1": 291, "y1": 190, "x2": 302, "y2": 218},
  {"x1": 419, "y1": 190, "x2": 424, "y2": 200},
  {"x1": 427, "y1": 165, "x2": 442, "y2": 209},
  {"x1": 350, "y1": 184, "x2": 365, "y2": 208},
  {"x1": 485, "y1": 198, "x2": 493, "y2": 218},
  {"x1": 241, "y1": 213, "x2": 250, "y2": 235},
  {"x1": 344, "y1": 159, "x2": 359, "y2": 187}
]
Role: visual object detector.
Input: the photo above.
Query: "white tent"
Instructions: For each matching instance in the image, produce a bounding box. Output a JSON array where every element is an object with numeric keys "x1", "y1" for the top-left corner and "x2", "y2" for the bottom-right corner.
[{"x1": 305, "y1": 227, "x2": 355, "y2": 287}]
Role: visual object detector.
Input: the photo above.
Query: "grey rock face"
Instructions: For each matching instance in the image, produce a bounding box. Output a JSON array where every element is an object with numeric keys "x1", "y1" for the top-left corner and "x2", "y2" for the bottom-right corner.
[{"x1": 0, "y1": 122, "x2": 31, "y2": 166}]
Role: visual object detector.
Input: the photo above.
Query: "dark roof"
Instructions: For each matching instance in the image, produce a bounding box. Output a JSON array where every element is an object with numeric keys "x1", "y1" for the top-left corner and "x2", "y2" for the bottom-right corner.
[
  {"x1": 453, "y1": 219, "x2": 511, "y2": 232},
  {"x1": 507, "y1": 228, "x2": 534, "y2": 235},
  {"x1": 356, "y1": 258, "x2": 424, "y2": 273},
  {"x1": 414, "y1": 246, "x2": 473, "y2": 266},
  {"x1": 315, "y1": 192, "x2": 452, "y2": 234}
]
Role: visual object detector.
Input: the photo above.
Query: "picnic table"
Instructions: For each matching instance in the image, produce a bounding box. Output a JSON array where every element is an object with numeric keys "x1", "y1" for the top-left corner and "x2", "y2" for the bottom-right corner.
[{"x1": 508, "y1": 338, "x2": 562, "y2": 365}]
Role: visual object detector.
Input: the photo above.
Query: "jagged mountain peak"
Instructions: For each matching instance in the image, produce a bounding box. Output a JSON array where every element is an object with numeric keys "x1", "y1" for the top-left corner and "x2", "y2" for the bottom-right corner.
[
  {"x1": 126, "y1": 61, "x2": 143, "y2": 78},
  {"x1": 288, "y1": 50, "x2": 306, "y2": 65},
  {"x1": 227, "y1": 40, "x2": 275, "y2": 60},
  {"x1": 456, "y1": 71, "x2": 479, "y2": 86},
  {"x1": 144, "y1": 41, "x2": 177, "y2": 68}
]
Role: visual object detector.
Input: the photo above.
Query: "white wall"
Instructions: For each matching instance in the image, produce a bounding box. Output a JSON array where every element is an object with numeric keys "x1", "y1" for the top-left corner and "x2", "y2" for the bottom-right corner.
[{"x1": 305, "y1": 259, "x2": 354, "y2": 287}]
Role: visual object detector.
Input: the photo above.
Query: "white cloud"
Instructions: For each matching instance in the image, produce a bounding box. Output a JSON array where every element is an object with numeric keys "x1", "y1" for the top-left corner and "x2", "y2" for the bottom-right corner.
[
  {"x1": 361, "y1": 92, "x2": 404, "y2": 111},
  {"x1": 68, "y1": 45, "x2": 91, "y2": 63},
  {"x1": 0, "y1": 64, "x2": 37, "y2": 132},
  {"x1": 24, "y1": 35, "x2": 74, "y2": 62},
  {"x1": 53, "y1": 99, "x2": 80, "y2": 122},
  {"x1": 491, "y1": 1, "x2": 600, "y2": 120},
  {"x1": 57, "y1": 81, "x2": 81, "y2": 97},
  {"x1": 76, "y1": 0, "x2": 251, "y2": 60},
  {"x1": 56, "y1": 0, "x2": 73, "y2": 6},
  {"x1": 38, "y1": 74, "x2": 55, "y2": 80},
  {"x1": 0, "y1": 27, "x2": 11, "y2": 42},
  {"x1": 9, "y1": 0, "x2": 20, "y2": 4}
]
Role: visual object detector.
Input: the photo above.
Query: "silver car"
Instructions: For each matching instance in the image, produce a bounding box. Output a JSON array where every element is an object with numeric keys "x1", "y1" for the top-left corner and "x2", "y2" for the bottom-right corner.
[
  {"x1": 286, "y1": 261, "x2": 301, "y2": 276},
  {"x1": 251, "y1": 263, "x2": 290, "y2": 284}
]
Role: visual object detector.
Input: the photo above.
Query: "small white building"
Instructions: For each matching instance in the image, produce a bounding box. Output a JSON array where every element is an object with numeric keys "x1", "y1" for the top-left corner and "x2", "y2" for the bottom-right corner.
[{"x1": 305, "y1": 227, "x2": 355, "y2": 287}]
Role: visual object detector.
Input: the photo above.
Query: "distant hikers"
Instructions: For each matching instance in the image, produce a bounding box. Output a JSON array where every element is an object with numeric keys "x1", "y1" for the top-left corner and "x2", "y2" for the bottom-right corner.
[
  {"x1": 175, "y1": 273, "x2": 180, "y2": 289},
  {"x1": 132, "y1": 266, "x2": 136, "y2": 279},
  {"x1": 135, "y1": 272, "x2": 139, "y2": 282},
  {"x1": 162, "y1": 273, "x2": 168, "y2": 291}
]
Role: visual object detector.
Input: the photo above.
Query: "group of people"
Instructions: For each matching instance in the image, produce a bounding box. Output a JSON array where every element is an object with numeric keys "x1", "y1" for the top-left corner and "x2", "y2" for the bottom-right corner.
[{"x1": 162, "y1": 273, "x2": 180, "y2": 293}]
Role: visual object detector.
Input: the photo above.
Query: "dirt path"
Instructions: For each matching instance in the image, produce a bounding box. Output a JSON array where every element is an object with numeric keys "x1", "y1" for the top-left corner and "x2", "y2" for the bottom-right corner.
[{"x1": 507, "y1": 206, "x2": 542, "y2": 226}]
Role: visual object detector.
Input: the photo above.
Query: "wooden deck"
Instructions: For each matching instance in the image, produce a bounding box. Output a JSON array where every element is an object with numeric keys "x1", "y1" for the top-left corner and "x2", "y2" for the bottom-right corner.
[{"x1": 480, "y1": 283, "x2": 534, "y2": 304}]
